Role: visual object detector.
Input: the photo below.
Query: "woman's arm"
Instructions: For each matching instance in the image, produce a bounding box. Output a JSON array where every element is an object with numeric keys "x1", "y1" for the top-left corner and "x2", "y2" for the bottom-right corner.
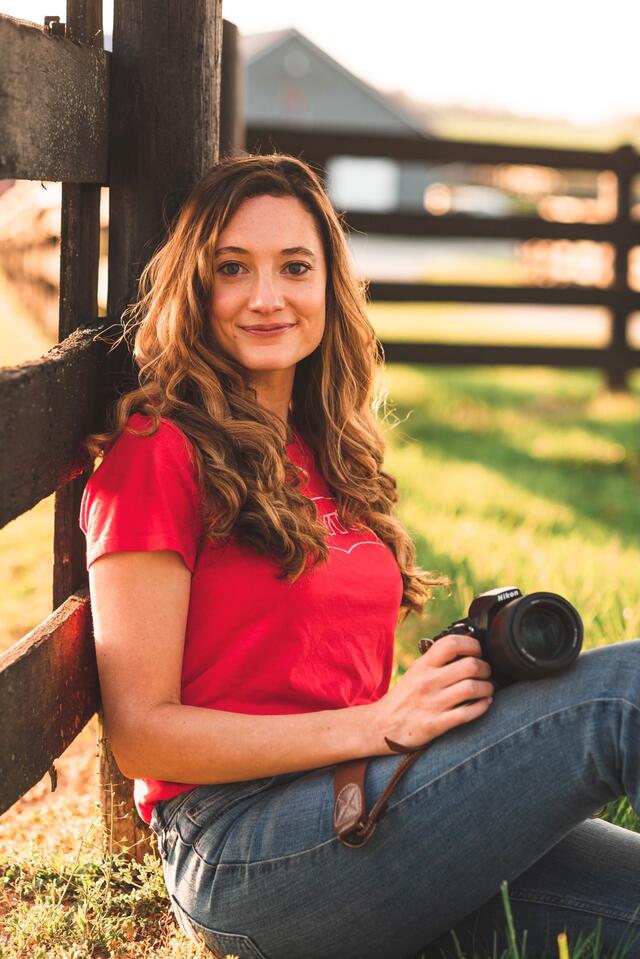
[{"x1": 90, "y1": 550, "x2": 493, "y2": 783}]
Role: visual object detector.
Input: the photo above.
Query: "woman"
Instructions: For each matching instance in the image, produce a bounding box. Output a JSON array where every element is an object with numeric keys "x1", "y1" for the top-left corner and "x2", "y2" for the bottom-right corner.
[{"x1": 81, "y1": 153, "x2": 640, "y2": 959}]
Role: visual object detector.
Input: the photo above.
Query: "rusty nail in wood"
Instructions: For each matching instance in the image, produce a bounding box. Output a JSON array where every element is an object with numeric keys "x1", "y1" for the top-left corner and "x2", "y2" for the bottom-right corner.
[{"x1": 44, "y1": 15, "x2": 66, "y2": 37}]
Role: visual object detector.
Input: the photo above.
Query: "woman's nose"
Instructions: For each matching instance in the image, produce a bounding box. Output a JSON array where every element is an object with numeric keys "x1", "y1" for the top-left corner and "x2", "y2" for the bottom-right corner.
[{"x1": 248, "y1": 272, "x2": 285, "y2": 314}]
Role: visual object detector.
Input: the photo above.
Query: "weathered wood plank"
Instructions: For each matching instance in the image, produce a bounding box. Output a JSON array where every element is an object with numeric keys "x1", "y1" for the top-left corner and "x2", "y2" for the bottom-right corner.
[
  {"x1": 100, "y1": 0, "x2": 224, "y2": 860},
  {"x1": 0, "y1": 14, "x2": 109, "y2": 182},
  {"x1": 53, "y1": 0, "x2": 105, "y2": 608},
  {"x1": 0, "y1": 324, "x2": 107, "y2": 528},
  {"x1": 380, "y1": 340, "x2": 640, "y2": 369},
  {"x1": 368, "y1": 281, "x2": 640, "y2": 308},
  {"x1": 107, "y1": 0, "x2": 222, "y2": 331},
  {"x1": 220, "y1": 19, "x2": 244, "y2": 158},
  {"x1": 0, "y1": 590, "x2": 98, "y2": 816}
]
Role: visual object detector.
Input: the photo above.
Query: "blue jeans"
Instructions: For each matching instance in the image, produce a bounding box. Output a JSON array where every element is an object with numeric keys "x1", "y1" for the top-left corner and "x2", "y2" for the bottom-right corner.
[{"x1": 149, "y1": 640, "x2": 640, "y2": 959}]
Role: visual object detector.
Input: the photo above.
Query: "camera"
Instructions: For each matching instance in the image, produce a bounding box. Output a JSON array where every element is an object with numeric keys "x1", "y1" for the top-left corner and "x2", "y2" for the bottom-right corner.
[{"x1": 419, "y1": 586, "x2": 583, "y2": 690}]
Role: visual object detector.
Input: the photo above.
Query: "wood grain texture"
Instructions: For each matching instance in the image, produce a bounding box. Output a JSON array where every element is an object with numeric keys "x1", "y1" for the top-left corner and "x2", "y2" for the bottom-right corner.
[
  {"x1": 0, "y1": 324, "x2": 107, "y2": 528},
  {"x1": 0, "y1": 14, "x2": 109, "y2": 182},
  {"x1": 0, "y1": 590, "x2": 98, "y2": 815},
  {"x1": 53, "y1": 0, "x2": 104, "y2": 608}
]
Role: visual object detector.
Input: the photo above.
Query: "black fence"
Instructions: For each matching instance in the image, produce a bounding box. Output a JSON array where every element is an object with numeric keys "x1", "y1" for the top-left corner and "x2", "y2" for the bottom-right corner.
[{"x1": 246, "y1": 125, "x2": 640, "y2": 390}]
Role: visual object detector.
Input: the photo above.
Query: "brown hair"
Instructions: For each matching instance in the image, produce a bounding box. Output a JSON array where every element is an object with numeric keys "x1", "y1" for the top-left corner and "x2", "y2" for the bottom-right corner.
[{"x1": 85, "y1": 153, "x2": 445, "y2": 620}]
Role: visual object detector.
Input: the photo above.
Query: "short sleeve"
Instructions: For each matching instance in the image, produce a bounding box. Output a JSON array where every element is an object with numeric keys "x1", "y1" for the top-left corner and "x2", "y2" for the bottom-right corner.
[{"x1": 79, "y1": 413, "x2": 203, "y2": 573}]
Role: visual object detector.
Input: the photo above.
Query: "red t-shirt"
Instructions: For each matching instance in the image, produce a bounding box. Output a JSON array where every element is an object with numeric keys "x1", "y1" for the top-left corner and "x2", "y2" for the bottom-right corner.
[{"x1": 80, "y1": 412, "x2": 403, "y2": 824}]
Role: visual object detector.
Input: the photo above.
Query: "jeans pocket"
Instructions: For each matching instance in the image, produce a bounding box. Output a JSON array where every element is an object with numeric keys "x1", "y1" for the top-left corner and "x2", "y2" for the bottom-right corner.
[
  {"x1": 170, "y1": 894, "x2": 269, "y2": 959},
  {"x1": 184, "y1": 776, "x2": 277, "y2": 829}
]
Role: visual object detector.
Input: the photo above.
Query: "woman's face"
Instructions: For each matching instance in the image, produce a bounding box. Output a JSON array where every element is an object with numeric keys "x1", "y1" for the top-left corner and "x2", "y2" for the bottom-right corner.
[{"x1": 208, "y1": 194, "x2": 328, "y2": 381}]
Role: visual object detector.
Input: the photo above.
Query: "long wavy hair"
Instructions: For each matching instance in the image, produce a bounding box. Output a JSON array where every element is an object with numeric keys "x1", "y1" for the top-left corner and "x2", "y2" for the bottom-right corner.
[{"x1": 85, "y1": 152, "x2": 446, "y2": 620}]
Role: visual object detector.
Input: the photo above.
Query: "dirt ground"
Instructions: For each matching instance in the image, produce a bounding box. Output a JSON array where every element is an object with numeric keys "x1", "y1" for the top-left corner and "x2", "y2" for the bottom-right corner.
[{"x1": 0, "y1": 715, "x2": 105, "y2": 861}]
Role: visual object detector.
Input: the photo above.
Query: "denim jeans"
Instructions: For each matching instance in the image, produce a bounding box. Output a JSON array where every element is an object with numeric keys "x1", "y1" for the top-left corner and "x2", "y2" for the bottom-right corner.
[{"x1": 149, "y1": 639, "x2": 640, "y2": 959}]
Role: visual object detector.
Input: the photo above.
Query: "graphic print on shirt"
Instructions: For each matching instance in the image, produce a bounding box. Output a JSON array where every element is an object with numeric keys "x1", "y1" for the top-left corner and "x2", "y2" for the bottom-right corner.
[{"x1": 311, "y1": 496, "x2": 384, "y2": 554}]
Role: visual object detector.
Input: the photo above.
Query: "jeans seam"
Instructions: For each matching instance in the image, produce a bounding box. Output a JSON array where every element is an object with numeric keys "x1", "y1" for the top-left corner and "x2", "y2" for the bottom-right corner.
[
  {"x1": 182, "y1": 697, "x2": 640, "y2": 871},
  {"x1": 191, "y1": 833, "x2": 338, "y2": 869},
  {"x1": 386, "y1": 697, "x2": 640, "y2": 815},
  {"x1": 508, "y1": 888, "x2": 640, "y2": 925},
  {"x1": 156, "y1": 788, "x2": 198, "y2": 835},
  {"x1": 184, "y1": 778, "x2": 277, "y2": 828},
  {"x1": 170, "y1": 891, "x2": 269, "y2": 957}
]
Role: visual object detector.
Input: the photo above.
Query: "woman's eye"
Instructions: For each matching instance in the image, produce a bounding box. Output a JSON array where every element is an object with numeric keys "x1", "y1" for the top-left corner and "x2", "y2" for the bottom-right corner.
[
  {"x1": 285, "y1": 261, "x2": 311, "y2": 276},
  {"x1": 218, "y1": 262, "x2": 245, "y2": 276}
]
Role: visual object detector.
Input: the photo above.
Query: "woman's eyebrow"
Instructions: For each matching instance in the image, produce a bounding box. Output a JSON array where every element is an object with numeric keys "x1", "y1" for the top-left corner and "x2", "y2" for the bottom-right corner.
[{"x1": 214, "y1": 245, "x2": 316, "y2": 257}]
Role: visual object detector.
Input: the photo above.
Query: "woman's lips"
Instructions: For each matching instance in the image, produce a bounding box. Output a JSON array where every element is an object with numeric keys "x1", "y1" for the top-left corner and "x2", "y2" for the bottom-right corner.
[{"x1": 240, "y1": 323, "x2": 297, "y2": 337}]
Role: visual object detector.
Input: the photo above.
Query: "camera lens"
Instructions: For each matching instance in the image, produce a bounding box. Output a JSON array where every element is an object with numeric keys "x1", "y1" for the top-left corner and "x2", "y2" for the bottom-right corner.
[{"x1": 517, "y1": 602, "x2": 574, "y2": 661}]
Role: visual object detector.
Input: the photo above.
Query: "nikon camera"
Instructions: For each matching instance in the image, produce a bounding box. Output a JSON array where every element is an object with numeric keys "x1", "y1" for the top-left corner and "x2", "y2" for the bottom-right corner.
[{"x1": 419, "y1": 586, "x2": 583, "y2": 690}]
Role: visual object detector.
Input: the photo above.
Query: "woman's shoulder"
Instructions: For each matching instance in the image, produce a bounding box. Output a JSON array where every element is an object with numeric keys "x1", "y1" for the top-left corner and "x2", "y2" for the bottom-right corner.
[
  {"x1": 88, "y1": 410, "x2": 199, "y2": 487},
  {"x1": 123, "y1": 409, "x2": 187, "y2": 441},
  {"x1": 79, "y1": 410, "x2": 203, "y2": 566},
  {"x1": 113, "y1": 410, "x2": 197, "y2": 460}
]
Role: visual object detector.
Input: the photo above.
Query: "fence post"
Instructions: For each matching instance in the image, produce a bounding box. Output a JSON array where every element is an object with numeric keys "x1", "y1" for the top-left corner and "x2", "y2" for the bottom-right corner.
[
  {"x1": 220, "y1": 19, "x2": 244, "y2": 159},
  {"x1": 99, "y1": 0, "x2": 223, "y2": 861},
  {"x1": 608, "y1": 144, "x2": 636, "y2": 391},
  {"x1": 53, "y1": 0, "x2": 104, "y2": 613}
]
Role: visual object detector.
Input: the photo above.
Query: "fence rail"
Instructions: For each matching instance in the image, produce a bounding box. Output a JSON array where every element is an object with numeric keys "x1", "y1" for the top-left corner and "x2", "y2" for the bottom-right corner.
[
  {"x1": 246, "y1": 125, "x2": 640, "y2": 389},
  {"x1": 0, "y1": 0, "x2": 224, "y2": 860},
  {"x1": 0, "y1": 16, "x2": 109, "y2": 182},
  {"x1": 0, "y1": 591, "x2": 97, "y2": 816},
  {"x1": 0, "y1": 325, "x2": 106, "y2": 526}
]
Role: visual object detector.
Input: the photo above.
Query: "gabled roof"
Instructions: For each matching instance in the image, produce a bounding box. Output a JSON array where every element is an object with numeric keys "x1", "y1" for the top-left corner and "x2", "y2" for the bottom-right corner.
[
  {"x1": 241, "y1": 27, "x2": 428, "y2": 137},
  {"x1": 241, "y1": 28, "x2": 290, "y2": 62}
]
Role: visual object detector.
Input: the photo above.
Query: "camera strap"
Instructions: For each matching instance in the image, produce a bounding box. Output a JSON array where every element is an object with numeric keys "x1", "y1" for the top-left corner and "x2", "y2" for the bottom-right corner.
[{"x1": 333, "y1": 740, "x2": 432, "y2": 848}]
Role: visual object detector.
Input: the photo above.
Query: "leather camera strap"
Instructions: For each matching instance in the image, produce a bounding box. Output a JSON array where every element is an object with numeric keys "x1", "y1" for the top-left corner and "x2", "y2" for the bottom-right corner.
[{"x1": 333, "y1": 740, "x2": 431, "y2": 848}]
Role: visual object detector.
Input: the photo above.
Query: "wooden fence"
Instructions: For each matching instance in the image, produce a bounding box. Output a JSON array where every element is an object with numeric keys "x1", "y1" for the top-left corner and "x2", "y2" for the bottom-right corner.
[
  {"x1": 1, "y1": 4, "x2": 639, "y2": 870},
  {"x1": 246, "y1": 126, "x2": 640, "y2": 390},
  {"x1": 0, "y1": 0, "x2": 228, "y2": 861}
]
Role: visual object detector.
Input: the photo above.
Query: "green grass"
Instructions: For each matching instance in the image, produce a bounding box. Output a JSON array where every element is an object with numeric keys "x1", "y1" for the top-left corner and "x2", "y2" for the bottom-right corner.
[
  {"x1": 377, "y1": 363, "x2": 640, "y2": 957},
  {"x1": 428, "y1": 107, "x2": 640, "y2": 152},
  {"x1": 384, "y1": 365, "x2": 640, "y2": 663},
  {"x1": 0, "y1": 842, "x2": 209, "y2": 959},
  {"x1": 2, "y1": 364, "x2": 640, "y2": 958},
  {"x1": 368, "y1": 302, "x2": 618, "y2": 348}
]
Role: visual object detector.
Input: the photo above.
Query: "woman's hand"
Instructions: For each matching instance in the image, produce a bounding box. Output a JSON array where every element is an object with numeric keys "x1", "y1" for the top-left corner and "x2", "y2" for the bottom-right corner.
[{"x1": 369, "y1": 634, "x2": 494, "y2": 755}]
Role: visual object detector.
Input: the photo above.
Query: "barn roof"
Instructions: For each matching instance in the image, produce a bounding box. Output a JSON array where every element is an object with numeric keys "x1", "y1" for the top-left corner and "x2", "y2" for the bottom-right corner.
[{"x1": 241, "y1": 27, "x2": 429, "y2": 137}]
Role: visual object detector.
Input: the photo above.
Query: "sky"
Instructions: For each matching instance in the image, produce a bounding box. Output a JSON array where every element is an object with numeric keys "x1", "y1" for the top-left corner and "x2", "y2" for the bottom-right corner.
[{"x1": 3, "y1": 0, "x2": 639, "y2": 124}]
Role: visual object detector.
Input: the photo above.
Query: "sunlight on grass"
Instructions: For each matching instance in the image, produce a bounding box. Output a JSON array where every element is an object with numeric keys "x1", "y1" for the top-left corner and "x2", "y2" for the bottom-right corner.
[
  {"x1": 368, "y1": 302, "x2": 611, "y2": 348},
  {"x1": 0, "y1": 494, "x2": 54, "y2": 655},
  {"x1": 382, "y1": 366, "x2": 640, "y2": 663}
]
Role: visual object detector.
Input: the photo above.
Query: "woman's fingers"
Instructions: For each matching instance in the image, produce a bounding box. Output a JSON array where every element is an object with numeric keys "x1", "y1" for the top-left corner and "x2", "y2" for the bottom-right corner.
[
  {"x1": 437, "y1": 695, "x2": 494, "y2": 734},
  {"x1": 439, "y1": 654, "x2": 492, "y2": 687},
  {"x1": 439, "y1": 677, "x2": 495, "y2": 708},
  {"x1": 373, "y1": 632, "x2": 496, "y2": 755},
  {"x1": 423, "y1": 633, "x2": 483, "y2": 667}
]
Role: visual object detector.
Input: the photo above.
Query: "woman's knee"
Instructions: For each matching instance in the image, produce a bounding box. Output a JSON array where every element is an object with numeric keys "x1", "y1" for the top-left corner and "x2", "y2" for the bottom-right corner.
[{"x1": 571, "y1": 639, "x2": 640, "y2": 702}]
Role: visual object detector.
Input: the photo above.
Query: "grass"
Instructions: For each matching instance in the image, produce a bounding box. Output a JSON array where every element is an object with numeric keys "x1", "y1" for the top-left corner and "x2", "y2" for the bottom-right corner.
[
  {"x1": 2, "y1": 350, "x2": 640, "y2": 955},
  {"x1": 384, "y1": 364, "x2": 640, "y2": 665},
  {"x1": 0, "y1": 842, "x2": 209, "y2": 959},
  {"x1": 0, "y1": 266, "x2": 56, "y2": 654}
]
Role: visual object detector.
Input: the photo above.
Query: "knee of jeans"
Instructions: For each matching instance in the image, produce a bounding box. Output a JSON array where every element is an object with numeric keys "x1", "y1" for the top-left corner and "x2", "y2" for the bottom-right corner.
[
  {"x1": 572, "y1": 639, "x2": 640, "y2": 711},
  {"x1": 579, "y1": 639, "x2": 640, "y2": 678}
]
